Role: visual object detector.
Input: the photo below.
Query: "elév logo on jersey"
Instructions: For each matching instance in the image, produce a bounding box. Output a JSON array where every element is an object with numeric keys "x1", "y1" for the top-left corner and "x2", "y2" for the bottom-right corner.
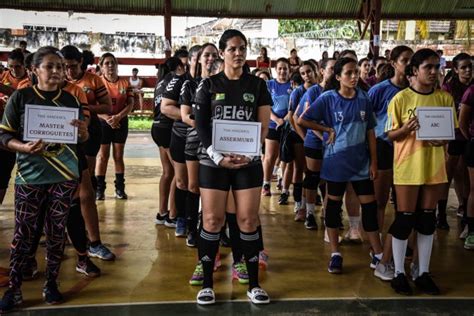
[{"x1": 215, "y1": 104, "x2": 253, "y2": 120}]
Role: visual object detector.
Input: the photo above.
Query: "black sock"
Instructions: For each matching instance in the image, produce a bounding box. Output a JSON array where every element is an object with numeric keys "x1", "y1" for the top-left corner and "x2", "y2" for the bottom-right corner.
[
  {"x1": 67, "y1": 198, "x2": 88, "y2": 254},
  {"x1": 90, "y1": 240, "x2": 101, "y2": 248},
  {"x1": 96, "y1": 175, "x2": 106, "y2": 191},
  {"x1": 227, "y1": 213, "x2": 242, "y2": 263},
  {"x1": 257, "y1": 225, "x2": 264, "y2": 251},
  {"x1": 186, "y1": 192, "x2": 200, "y2": 233},
  {"x1": 90, "y1": 176, "x2": 98, "y2": 191},
  {"x1": 437, "y1": 199, "x2": 448, "y2": 217},
  {"x1": 174, "y1": 187, "x2": 188, "y2": 219},
  {"x1": 198, "y1": 228, "x2": 220, "y2": 289},
  {"x1": 467, "y1": 217, "x2": 474, "y2": 233},
  {"x1": 115, "y1": 173, "x2": 125, "y2": 190},
  {"x1": 78, "y1": 254, "x2": 88, "y2": 263},
  {"x1": 240, "y1": 230, "x2": 261, "y2": 290},
  {"x1": 293, "y1": 182, "x2": 303, "y2": 203}
]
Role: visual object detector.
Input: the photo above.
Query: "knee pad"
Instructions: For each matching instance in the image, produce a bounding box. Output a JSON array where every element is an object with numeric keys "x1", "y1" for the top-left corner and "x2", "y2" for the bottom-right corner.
[
  {"x1": 388, "y1": 212, "x2": 416, "y2": 240},
  {"x1": 325, "y1": 199, "x2": 343, "y2": 229},
  {"x1": 293, "y1": 182, "x2": 303, "y2": 201},
  {"x1": 415, "y1": 209, "x2": 436, "y2": 235},
  {"x1": 303, "y1": 171, "x2": 320, "y2": 190},
  {"x1": 361, "y1": 201, "x2": 379, "y2": 232}
]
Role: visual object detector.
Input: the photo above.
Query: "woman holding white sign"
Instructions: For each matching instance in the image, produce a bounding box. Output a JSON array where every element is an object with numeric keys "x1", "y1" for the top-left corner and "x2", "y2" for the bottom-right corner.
[
  {"x1": 194, "y1": 29, "x2": 271, "y2": 305},
  {"x1": 385, "y1": 48, "x2": 457, "y2": 295},
  {"x1": 0, "y1": 46, "x2": 88, "y2": 313}
]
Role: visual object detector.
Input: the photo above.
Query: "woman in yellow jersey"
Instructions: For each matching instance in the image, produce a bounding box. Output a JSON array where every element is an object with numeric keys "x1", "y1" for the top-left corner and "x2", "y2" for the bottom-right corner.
[
  {"x1": 385, "y1": 48, "x2": 457, "y2": 296},
  {"x1": 96, "y1": 53, "x2": 134, "y2": 200}
]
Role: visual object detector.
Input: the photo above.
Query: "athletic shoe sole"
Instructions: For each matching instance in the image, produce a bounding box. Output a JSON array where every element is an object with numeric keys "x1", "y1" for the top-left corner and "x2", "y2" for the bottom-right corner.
[
  {"x1": 374, "y1": 270, "x2": 393, "y2": 281},
  {"x1": 75, "y1": 266, "x2": 101, "y2": 278},
  {"x1": 88, "y1": 252, "x2": 115, "y2": 261},
  {"x1": 464, "y1": 244, "x2": 474, "y2": 250},
  {"x1": 247, "y1": 291, "x2": 270, "y2": 304},
  {"x1": 186, "y1": 241, "x2": 197, "y2": 247},
  {"x1": 155, "y1": 219, "x2": 166, "y2": 225}
]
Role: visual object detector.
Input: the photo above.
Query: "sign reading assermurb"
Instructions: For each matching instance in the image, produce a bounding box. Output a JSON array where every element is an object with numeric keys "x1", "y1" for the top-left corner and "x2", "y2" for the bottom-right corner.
[
  {"x1": 24, "y1": 104, "x2": 79, "y2": 144},
  {"x1": 212, "y1": 119, "x2": 261, "y2": 156}
]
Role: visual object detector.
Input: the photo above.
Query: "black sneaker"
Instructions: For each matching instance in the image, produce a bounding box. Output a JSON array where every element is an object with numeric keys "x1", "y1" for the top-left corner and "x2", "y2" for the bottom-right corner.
[
  {"x1": 186, "y1": 231, "x2": 197, "y2": 248},
  {"x1": 436, "y1": 216, "x2": 450, "y2": 230},
  {"x1": 42, "y1": 281, "x2": 63, "y2": 305},
  {"x1": 415, "y1": 272, "x2": 440, "y2": 295},
  {"x1": 0, "y1": 288, "x2": 22, "y2": 313},
  {"x1": 278, "y1": 192, "x2": 289, "y2": 205},
  {"x1": 115, "y1": 189, "x2": 128, "y2": 200},
  {"x1": 391, "y1": 273, "x2": 412, "y2": 295},
  {"x1": 305, "y1": 214, "x2": 318, "y2": 230},
  {"x1": 76, "y1": 258, "x2": 101, "y2": 278},
  {"x1": 164, "y1": 216, "x2": 177, "y2": 228},
  {"x1": 155, "y1": 211, "x2": 169, "y2": 225},
  {"x1": 96, "y1": 189, "x2": 105, "y2": 201},
  {"x1": 22, "y1": 257, "x2": 38, "y2": 281}
]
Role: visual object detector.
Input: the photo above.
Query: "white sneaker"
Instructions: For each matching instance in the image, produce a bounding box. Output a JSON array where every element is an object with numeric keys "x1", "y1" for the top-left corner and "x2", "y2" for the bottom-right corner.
[
  {"x1": 410, "y1": 262, "x2": 419, "y2": 281},
  {"x1": 324, "y1": 228, "x2": 342, "y2": 244},
  {"x1": 374, "y1": 262, "x2": 394, "y2": 281},
  {"x1": 460, "y1": 225, "x2": 469, "y2": 240},
  {"x1": 196, "y1": 288, "x2": 215, "y2": 305},
  {"x1": 247, "y1": 287, "x2": 270, "y2": 304},
  {"x1": 344, "y1": 227, "x2": 363, "y2": 243}
]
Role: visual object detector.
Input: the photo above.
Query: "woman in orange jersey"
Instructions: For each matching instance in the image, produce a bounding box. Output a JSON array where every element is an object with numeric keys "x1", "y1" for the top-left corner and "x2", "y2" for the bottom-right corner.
[
  {"x1": 96, "y1": 53, "x2": 134, "y2": 200},
  {"x1": 61, "y1": 45, "x2": 115, "y2": 261}
]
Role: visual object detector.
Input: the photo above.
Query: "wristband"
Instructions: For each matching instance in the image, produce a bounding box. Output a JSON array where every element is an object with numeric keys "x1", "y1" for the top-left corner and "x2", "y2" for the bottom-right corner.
[{"x1": 206, "y1": 145, "x2": 224, "y2": 166}]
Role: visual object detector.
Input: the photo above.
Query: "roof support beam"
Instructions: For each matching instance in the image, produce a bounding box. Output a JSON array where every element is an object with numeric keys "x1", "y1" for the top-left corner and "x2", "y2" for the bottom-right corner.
[
  {"x1": 370, "y1": 0, "x2": 382, "y2": 58},
  {"x1": 164, "y1": 0, "x2": 172, "y2": 58}
]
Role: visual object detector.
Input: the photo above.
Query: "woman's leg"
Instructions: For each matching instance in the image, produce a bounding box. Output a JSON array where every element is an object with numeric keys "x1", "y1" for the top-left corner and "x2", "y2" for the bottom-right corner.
[
  {"x1": 112, "y1": 142, "x2": 127, "y2": 198},
  {"x1": 345, "y1": 184, "x2": 361, "y2": 241},
  {"x1": 262, "y1": 139, "x2": 279, "y2": 195},
  {"x1": 186, "y1": 160, "x2": 200, "y2": 243},
  {"x1": 303, "y1": 156, "x2": 322, "y2": 227},
  {"x1": 292, "y1": 143, "x2": 305, "y2": 210},
  {"x1": 95, "y1": 144, "x2": 110, "y2": 199},
  {"x1": 465, "y1": 167, "x2": 474, "y2": 248}
]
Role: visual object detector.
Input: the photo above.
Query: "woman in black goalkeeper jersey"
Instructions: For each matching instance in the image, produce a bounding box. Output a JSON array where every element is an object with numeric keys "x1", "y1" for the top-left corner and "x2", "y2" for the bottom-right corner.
[{"x1": 194, "y1": 29, "x2": 271, "y2": 305}]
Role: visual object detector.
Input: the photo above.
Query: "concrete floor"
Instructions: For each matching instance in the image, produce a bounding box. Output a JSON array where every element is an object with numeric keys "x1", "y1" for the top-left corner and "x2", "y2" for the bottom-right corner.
[{"x1": 0, "y1": 133, "x2": 473, "y2": 315}]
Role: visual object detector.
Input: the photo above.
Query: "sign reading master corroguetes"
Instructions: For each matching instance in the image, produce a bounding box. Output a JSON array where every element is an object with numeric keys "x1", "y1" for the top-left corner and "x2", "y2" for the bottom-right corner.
[
  {"x1": 416, "y1": 107, "x2": 455, "y2": 141},
  {"x1": 212, "y1": 119, "x2": 261, "y2": 156},
  {"x1": 24, "y1": 104, "x2": 79, "y2": 144}
]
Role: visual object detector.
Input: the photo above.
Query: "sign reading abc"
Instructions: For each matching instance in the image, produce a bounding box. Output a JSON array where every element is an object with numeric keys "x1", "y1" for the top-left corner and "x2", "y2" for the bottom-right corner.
[
  {"x1": 212, "y1": 119, "x2": 261, "y2": 156},
  {"x1": 24, "y1": 104, "x2": 79, "y2": 144},
  {"x1": 416, "y1": 106, "x2": 455, "y2": 140}
]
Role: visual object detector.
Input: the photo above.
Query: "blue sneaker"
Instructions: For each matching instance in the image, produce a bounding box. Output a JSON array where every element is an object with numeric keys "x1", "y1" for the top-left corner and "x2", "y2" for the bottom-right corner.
[
  {"x1": 370, "y1": 254, "x2": 381, "y2": 269},
  {"x1": 0, "y1": 288, "x2": 22, "y2": 313},
  {"x1": 175, "y1": 217, "x2": 187, "y2": 237},
  {"x1": 88, "y1": 244, "x2": 116, "y2": 261},
  {"x1": 328, "y1": 255, "x2": 343, "y2": 274}
]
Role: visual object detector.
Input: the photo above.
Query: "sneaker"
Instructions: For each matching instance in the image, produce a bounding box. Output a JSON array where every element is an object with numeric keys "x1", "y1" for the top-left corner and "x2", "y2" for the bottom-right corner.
[
  {"x1": 305, "y1": 214, "x2": 318, "y2": 230},
  {"x1": 436, "y1": 216, "x2": 450, "y2": 230},
  {"x1": 278, "y1": 192, "x2": 289, "y2": 205},
  {"x1": 344, "y1": 227, "x2": 362, "y2": 243},
  {"x1": 0, "y1": 288, "x2": 22, "y2": 313},
  {"x1": 189, "y1": 262, "x2": 204, "y2": 286},
  {"x1": 42, "y1": 281, "x2": 63, "y2": 305},
  {"x1": 259, "y1": 250, "x2": 269, "y2": 270},
  {"x1": 22, "y1": 257, "x2": 38, "y2": 281},
  {"x1": 76, "y1": 258, "x2": 101, "y2": 278},
  {"x1": 464, "y1": 233, "x2": 474, "y2": 250},
  {"x1": 370, "y1": 255, "x2": 381, "y2": 270},
  {"x1": 96, "y1": 189, "x2": 105, "y2": 201},
  {"x1": 328, "y1": 255, "x2": 343, "y2": 274},
  {"x1": 374, "y1": 262, "x2": 394, "y2": 281},
  {"x1": 262, "y1": 184, "x2": 271, "y2": 196},
  {"x1": 214, "y1": 252, "x2": 221, "y2": 272},
  {"x1": 175, "y1": 218, "x2": 187, "y2": 237},
  {"x1": 247, "y1": 287, "x2": 270, "y2": 304},
  {"x1": 165, "y1": 216, "x2": 177, "y2": 228},
  {"x1": 88, "y1": 244, "x2": 116, "y2": 261},
  {"x1": 186, "y1": 231, "x2": 197, "y2": 247},
  {"x1": 415, "y1": 272, "x2": 440, "y2": 295},
  {"x1": 232, "y1": 261, "x2": 249, "y2": 284},
  {"x1": 410, "y1": 262, "x2": 419, "y2": 281},
  {"x1": 391, "y1": 273, "x2": 412, "y2": 295},
  {"x1": 294, "y1": 209, "x2": 306, "y2": 222},
  {"x1": 114, "y1": 189, "x2": 128, "y2": 200},
  {"x1": 459, "y1": 225, "x2": 469, "y2": 240},
  {"x1": 196, "y1": 288, "x2": 215, "y2": 305},
  {"x1": 324, "y1": 228, "x2": 342, "y2": 244},
  {"x1": 155, "y1": 211, "x2": 169, "y2": 225}
]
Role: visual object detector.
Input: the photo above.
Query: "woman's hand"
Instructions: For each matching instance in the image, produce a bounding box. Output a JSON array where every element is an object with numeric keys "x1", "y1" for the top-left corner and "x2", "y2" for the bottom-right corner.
[
  {"x1": 106, "y1": 115, "x2": 121, "y2": 129},
  {"x1": 218, "y1": 155, "x2": 250, "y2": 169},
  {"x1": 21, "y1": 139, "x2": 45, "y2": 154},
  {"x1": 401, "y1": 116, "x2": 420, "y2": 135},
  {"x1": 426, "y1": 140, "x2": 447, "y2": 147},
  {"x1": 326, "y1": 128, "x2": 336, "y2": 144},
  {"x1": 71, "y1": 119, "x2": 89, "y2": 142},
  {"x1": 370, "y1": 162, "x2": 378, "y2": 180}
]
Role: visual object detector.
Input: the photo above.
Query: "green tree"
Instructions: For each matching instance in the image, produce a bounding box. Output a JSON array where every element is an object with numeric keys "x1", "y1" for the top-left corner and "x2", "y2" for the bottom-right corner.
[{"x1": 279, "y1": 19, "x2": 358, "y2": 38}]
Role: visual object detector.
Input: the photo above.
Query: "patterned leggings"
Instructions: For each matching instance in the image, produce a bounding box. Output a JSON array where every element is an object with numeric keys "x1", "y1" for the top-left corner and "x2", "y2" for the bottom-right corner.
[{"x1": 9, "y1": 181, "x2": 77, "y2": 289}]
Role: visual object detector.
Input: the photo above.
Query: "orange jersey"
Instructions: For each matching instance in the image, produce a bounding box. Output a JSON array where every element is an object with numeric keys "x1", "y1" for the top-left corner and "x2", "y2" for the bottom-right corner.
[
  {"x1": 70, "y1": 71, "x2": 109, "y2": 110},
  {"x1": 17, "y1": 77, "x2": 32, "y2": 89},
  {"x1": 0, "y1": 70, "x2": 27, "y2": 89},
  {"x1": 63, "y1": 82, "x2": 90, "y2": 119},
  {"x1": 101, "y1": 76, "x2": 133, "y2": 115}
]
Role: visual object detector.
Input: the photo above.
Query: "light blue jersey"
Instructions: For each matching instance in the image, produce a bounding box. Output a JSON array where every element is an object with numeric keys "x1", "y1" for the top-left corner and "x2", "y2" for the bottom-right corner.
[
  {"x1": 299, "y1": 84, "x2": 324, "y2": 149},
  {"x1": 267, "y1": 79, "x2": 291, "y2": 129}
]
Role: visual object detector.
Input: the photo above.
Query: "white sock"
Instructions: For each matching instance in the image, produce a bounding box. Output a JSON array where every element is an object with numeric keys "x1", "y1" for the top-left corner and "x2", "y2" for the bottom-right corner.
[
  {"x1": 349, "y1": 216, "x2": 360, "y2": 229},
  {"x1": 392, "y1": 237, "x2": 408, "y2": 275},
  {"x1": 417, "y1": 232, "x2": 434, "y2": 275},
  {"x1": 374, "y1": 253, "x2": 383, "y2": 260},
  {"x1": 301, "y1": 196, "x2": 306, "y2": 206},
  {"x1": 282, "y1": 189, "x2": 288, "y2": 194},
  {"x1": 331, "y1": 252, "x2": 342, "y2": 258},
  {"x1": 263, "y1": 181, "x2": 270, "y2": 186},
  {"x1": 306, "y1": 203, "x2": 315, "y2": 216}
]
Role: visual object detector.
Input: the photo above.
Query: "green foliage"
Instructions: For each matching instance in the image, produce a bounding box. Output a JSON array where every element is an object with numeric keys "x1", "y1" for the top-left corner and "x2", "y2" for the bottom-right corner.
[
  {"x1": 278, "y1": 19, "x2": 358, "y2": 39},
  {"x1": 128, "y1": 115, "x2": 153, "y2": 131}
]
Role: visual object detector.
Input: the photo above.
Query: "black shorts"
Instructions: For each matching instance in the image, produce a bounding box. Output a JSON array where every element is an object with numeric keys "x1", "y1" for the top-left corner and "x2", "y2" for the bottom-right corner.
[
  {"x1": 151, "y1": 124, "x2": 172, "y2": 149},
  {"x1": 465, "y1": 140, "x2": 474, "y2": 168},
  {"x1": 170, "y1": 132, "x2": 186, "y2": 163},
  {"x1": 280, "y1": 130, "x2": 304, "y2": 163},
  {"x1": 266, "y1": 128, "x2": 281, "y2": 141},
  {"x1": 304, "y1": 146, "x2": 323, "y2": 160},
  {"x1": 77, "y1": 144, "x2": 89, "y2": 174},
  {"x1": 199, "y1": 163, "x2": 263, "y2": 191},
  {"x1": 327, "y1": 179, "x2": 374, "y2": 196},
  {"x1": 185, "y1": 128, "x2": 199, "y2": 161},
  {"x1": 100, "y1": 117, "x2": 128, "y2": 145},
  {"x1": 376, "y1": 138, "x2": 394, "y2": 171},
  {"x1": 0, "y1": 149, "x2": 16, "y2": 189},
  {"x1": 448, "y1": 139, "x2": 467, "y2": 156},
  {"x1": 84, "y1": 117, "x2": 102, "y2": 157}
]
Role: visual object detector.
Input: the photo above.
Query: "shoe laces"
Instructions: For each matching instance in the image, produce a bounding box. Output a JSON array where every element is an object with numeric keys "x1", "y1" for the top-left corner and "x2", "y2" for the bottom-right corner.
[{"x1": 233, "y1": 262, "x2": 248, "y2": 273}]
